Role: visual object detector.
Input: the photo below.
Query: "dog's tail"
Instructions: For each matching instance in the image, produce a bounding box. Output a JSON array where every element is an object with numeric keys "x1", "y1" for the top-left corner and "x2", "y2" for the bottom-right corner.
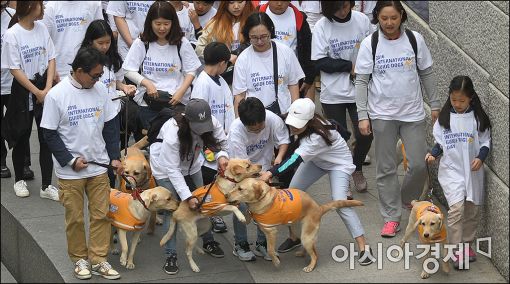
[
  {"x1": 129, "y1": 136, "x2": 149, "y2": 151},
  {"x1": 160, "y1": 218, "x2": 177, "y2": 247},
  {"x1": 319, "y1": 200, "x2": 364, "y2": 217}
]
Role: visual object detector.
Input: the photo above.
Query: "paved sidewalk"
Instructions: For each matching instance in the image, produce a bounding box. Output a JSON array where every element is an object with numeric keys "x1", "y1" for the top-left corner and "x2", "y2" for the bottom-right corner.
[{"x1": 1, "y1": 105, "x2": 507, "y2": 283}]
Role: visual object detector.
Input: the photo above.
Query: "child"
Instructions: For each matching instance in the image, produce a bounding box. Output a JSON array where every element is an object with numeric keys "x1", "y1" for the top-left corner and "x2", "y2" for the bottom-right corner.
[
  {"x1": 426, "y1": 75, "x2": 491, "y2": 270},
  {"x1": 259, "y1": 98, "x2": 375, "y2": 265},
  {"x1": 191, "y1": 42, "x2": 235, "y2": 234},
  {"x1": 227, "y1": 97, "x2": 290, "y2": 261}
]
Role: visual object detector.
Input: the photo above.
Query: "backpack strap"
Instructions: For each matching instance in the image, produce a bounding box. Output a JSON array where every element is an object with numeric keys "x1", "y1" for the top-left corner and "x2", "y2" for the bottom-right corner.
[
  {"x1": 371, "y1": 28, "x2": 419, "y2": 70},
  {"x1": 371, "y1": 29, "x2": 379, "y2": 64},
  {"x1": 404, "y1": 28, "x2": 419, "y2": 70}
]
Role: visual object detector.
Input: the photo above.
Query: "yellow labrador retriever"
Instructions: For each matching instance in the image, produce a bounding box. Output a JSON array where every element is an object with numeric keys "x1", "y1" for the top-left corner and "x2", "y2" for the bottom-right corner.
[
  {"x1": 159, "y1": 159, "x2": 262, "y2": 273},
  {"x1": 400, "y1": 180, "x2": 450, "y2": 279},
  {"x1": 108, "y1": 186, "x2": 179, "y2": 269},
  {"x1": 119, "y1": 144, "x2": 161, "y2": 234},
  {"x1": 226, "y1": 178, "x2": 364, "y2": 272}
]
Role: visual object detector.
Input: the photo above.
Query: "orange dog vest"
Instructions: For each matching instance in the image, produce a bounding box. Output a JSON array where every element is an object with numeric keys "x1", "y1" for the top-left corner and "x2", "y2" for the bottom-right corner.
[
  {"x1": 251, "y1": 189, "x2": 302, "y2": 227},
  {"x1": 192, "y1": 183, "x2": 229, "y2": 216},
  {"x1": 415, "y1": 202, "x2": 447, "y2": 243},
  {"x1": 108, "y1": 189, "x2": 146, "y2": 231}
]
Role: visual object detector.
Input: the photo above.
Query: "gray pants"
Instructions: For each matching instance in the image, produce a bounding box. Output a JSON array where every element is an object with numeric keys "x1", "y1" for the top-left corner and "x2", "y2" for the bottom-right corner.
[{"x1": 371, "y1": 119, "x2": 427, "y2": 223}]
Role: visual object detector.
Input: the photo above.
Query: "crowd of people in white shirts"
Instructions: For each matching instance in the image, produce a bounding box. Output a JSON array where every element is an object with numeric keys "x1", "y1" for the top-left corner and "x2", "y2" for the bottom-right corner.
[{"x1": 2, "y1": 0, "x2": 490, "y2": 280}]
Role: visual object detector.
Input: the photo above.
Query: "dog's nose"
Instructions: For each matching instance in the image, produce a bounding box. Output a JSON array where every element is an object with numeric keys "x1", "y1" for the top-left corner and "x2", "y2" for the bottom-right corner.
[{"x1": 424, "y1": 233, "x2": 429, "y2": 238}]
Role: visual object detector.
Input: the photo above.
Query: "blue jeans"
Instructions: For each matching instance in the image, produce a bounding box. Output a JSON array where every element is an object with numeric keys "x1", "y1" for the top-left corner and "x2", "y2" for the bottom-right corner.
[
  {"x1": 289, "y1": 162, "x2": 365, "y2": 238},
  {"x1": 156, "y1": 171, "x2": 215, "y2": 256},
  {"x1": 233, "y1": 202, "x2": 266, "y2": 244}
]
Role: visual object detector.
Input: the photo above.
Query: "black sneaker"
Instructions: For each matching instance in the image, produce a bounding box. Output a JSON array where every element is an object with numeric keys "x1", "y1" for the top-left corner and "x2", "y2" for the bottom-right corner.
[
  {"x1": 203, "y1": 240, "x2": 224, "y2": 258},
  {"x1": 23, "y1": 166, "x2": 34, "y2": 180},
  {"x1": 277, "y1": 238, "x2": 302, "y2": 253},
  {"x1": 358, "y1": 248, "x2": 375, "y2": 266},
  {"x1": 211, "y1": 216, "x2": 228, "y2": 233},
  {"x1": 1, "y1": 166, "x2": 11, "y2": 178},
  {"x1": 163, "y1": 254, "x2": 178, "y2": 275}
]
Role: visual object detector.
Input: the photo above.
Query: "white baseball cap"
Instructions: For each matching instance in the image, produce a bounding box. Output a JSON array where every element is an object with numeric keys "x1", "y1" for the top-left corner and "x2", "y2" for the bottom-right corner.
[{"x1": 285, "y1": 98, "x2": 315, "y2": 129}]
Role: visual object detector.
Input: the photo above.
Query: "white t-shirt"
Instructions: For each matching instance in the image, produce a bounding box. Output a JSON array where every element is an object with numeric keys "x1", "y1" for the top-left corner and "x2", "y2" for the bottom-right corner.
[
  {"x1": 266, "y1": 7, "x2": 298, "y2": 52},
  {"x1": 150, "y1": 116, "x2": 229, "y2": 201},
  {"x1": 231, "y1": 22, "x2": 241, "y2": 51},
  {"x1": 259, "y1": 1, "x2": 301, "y2": 8},
  {"x1": 40, "y1": 76, "x2": 117, "y2": 179},
  {"x1": 433, "y1": 112, "x2": 491, "y2": 206},
  {"x1": 100, "y1": 65, "x2": 124, "y2": 113},
  {"x1": 355, "y1": 28, "x2": 433, "y2": 122},
  {"x1": 191, "y1": 71, "x2": 235, "y2": 133},
  {"x1": 41, "y1": 1, "x2": 103, "y2": 78},
  {"x1": 187, "y1": 3, "x2": 216, "y2": 29},
  {"x1": 312, "y1": 12, "x2": 371, "y2": 104},
  {"x1": 122, "y1": 37, "x2": 201, "y2": 107},
  {"x1": 228, "y1": 110, "x2": 290, "y2": 171},
  {"x1": 295, "y1": 127, "x2": 355, "y2": 174},
  {"x1": 106, "y1": 1, "x2": 153, "y2": 59},
  {"x1": 1, "y1": 22, "x2": 56, "y2": 111},
  {"x1": 233, "y1": 41, "x2": 305, "y2": 113},
  {"x1": 1, "y1": 7, "x2": 15, "y2": 95},
  {"x1": 176, "y1": 5, "x2": 196, "y2": 45}
]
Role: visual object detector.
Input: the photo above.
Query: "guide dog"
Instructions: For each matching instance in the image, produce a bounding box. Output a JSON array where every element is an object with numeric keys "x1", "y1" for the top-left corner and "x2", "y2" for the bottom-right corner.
[
  {"x1": 226, "y1": 178, "x2": 364, "y2": 272},
  {"x1": 159, "y1": 159, "x2": 262, "y2": 273}
]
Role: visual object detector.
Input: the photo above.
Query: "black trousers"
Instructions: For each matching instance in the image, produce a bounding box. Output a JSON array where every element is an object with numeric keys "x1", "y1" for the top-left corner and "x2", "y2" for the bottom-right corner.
[
  {"x1": 1, "y1": 94, "x2": 31, "y2": 168},
  {"x1": 12, "y1": 100, "x2": 53, "y2": 186},
  {"x1": 321, "y1": 103, "x2": 373, "y2": 171}
]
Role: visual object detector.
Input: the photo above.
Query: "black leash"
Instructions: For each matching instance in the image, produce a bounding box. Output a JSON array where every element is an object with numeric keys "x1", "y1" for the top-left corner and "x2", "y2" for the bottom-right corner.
[
  {"x1": 194, "y1": 174, "x2": 218, "y2": 211},
  {"x1": 424, "y1": 162, "x2": 434, "y2": 202},
  {"x1": 87, "y1": 161, "x2": 134, "y2": 190}
]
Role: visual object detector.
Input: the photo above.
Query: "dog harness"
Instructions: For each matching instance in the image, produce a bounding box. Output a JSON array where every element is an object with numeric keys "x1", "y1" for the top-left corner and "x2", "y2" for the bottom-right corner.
[
  {"x1": 192, "y1": 183, "x2": 229, "y2": 216},
  {"x1": 415, "y1": 202, "x2": 447, "y2": 243},
  {"x1": 251, "y1": 189, "x2": 302, "y2": 227},
  {"x1": 108, "y1": 189, "x2": 146, "y2": 231}
]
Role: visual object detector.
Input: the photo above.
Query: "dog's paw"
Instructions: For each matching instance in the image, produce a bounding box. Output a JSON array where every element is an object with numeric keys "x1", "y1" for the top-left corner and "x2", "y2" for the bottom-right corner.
[
  {"x1": 303, "y1": 265, "x2": 315, "y2": 273},
  {"x1": 156, "y1": 215, "x2": 163, "y2": 225},
  {"x1": 120, "y1": 256, "x2": 127, "y2": 267},
  {"x1": 421, "y1": 271, "x2": 430, "y2": 279},
  {"x1": 399, "y1": 240, "x2": 405, "y2": 248},
  {"x1": 237, "y1": 215, "x2": 246, "y2": 223},
  {"x1": 125, "y1": 262, "x2": 135, "y2": 270},
  {"x1": 442, "y1": 261, "x2": 450, "y2": 273},
  {"x1": 111, "y1": 248, "x2": 120, "y2": 255},
  {"x1": 272, "y1": 256, "x2": 281, "y2": 268}
]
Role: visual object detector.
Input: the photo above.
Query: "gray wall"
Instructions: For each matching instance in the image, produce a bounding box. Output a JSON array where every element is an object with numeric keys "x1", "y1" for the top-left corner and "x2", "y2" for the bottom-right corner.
[{"x1": 403, "y1": 1, "x2": 509, "y2": 280}]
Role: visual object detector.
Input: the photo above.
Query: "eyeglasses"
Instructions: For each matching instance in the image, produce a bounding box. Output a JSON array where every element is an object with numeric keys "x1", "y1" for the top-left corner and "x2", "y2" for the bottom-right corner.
[
  {"x1": 87, "y1": 71, "x2": 104, "y2": 81},
  {"x1": 249, "y1": 34, "x2": 270, "y2": 43}
]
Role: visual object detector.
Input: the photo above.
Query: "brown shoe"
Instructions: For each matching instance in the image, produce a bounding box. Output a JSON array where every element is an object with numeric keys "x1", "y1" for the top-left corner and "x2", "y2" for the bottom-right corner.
[{"x1": 352, "y1": 171, "x2": 368, "y2": 193}]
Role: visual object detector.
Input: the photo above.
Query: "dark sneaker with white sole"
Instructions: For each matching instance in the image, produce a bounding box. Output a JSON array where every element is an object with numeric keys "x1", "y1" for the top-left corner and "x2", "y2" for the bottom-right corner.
[
  {"x1": 358, "y1": 248, "x2": 375, "y2": 266},
  {"x1": 277, "y1": 238, "x2": 302, "y2": 253},
  {"x1": 210, "y1": 216, "x2": 228, "y2": 233},
  {"x1": 203, "y1": 240, "x2": 225, "y2": 258},
  {"x1": 164, "y1": 254, "x2": 179, "y2": 275}
]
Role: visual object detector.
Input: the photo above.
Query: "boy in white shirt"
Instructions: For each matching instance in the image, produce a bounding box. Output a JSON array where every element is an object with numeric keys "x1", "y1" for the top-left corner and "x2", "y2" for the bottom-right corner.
[
  {"x1": 191, "y1": 42, "x2": 234, "y2": 234},
  {"x1": 188, "y1": 1, "x2": 217, "y2": 40},
  {"x1": 228, "y1": 97, "x2": 290, "y2": 261},
  {"x1": 169, "y1": 1, "x2": 197, "y2": 47}
]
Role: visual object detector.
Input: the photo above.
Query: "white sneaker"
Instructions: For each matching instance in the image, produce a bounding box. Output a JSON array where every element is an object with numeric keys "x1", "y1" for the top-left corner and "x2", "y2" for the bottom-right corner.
[
  {"x1": 14, "y1": 180, "x2": 29, "y2": 197},
  {"x1": 40, "y1": 185, "x2": 59, "y2": 201}
]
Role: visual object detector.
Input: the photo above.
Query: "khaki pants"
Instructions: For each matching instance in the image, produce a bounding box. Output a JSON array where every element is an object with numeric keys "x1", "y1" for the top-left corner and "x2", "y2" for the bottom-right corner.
[
  {"x1": 447, "y1": 199, "x2": 480, "y2": 246},
  {"x1": 58, "y1": 173, "x2": 111, "y2": 265}
]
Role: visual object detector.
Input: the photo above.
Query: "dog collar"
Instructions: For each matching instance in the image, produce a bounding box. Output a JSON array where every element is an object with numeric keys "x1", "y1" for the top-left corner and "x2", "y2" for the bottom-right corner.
[
  {"x1": 425, "y1": 205, "x2": 440, "y2": 214},
  {"x1": 131, "y1": 189, "x2": 150, "y2": 211}
]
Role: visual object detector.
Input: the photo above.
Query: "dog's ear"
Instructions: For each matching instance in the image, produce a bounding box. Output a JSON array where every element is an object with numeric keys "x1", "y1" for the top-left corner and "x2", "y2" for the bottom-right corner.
[
  {"x1": 436, "y1": 213, "x2": 443, "y2": 229},
  {"x1": 145, "y1": 193, "x2": 158, "y2": 208},
  {"x1": 253, "y1": 180, "x2": 263, "y2": 200},
  {"x1": 412, "y1": 217, "x2": 421, "y2": 232},
  {"x1": 231, "y1": 164, "x2": 245, "y2": 176}
]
